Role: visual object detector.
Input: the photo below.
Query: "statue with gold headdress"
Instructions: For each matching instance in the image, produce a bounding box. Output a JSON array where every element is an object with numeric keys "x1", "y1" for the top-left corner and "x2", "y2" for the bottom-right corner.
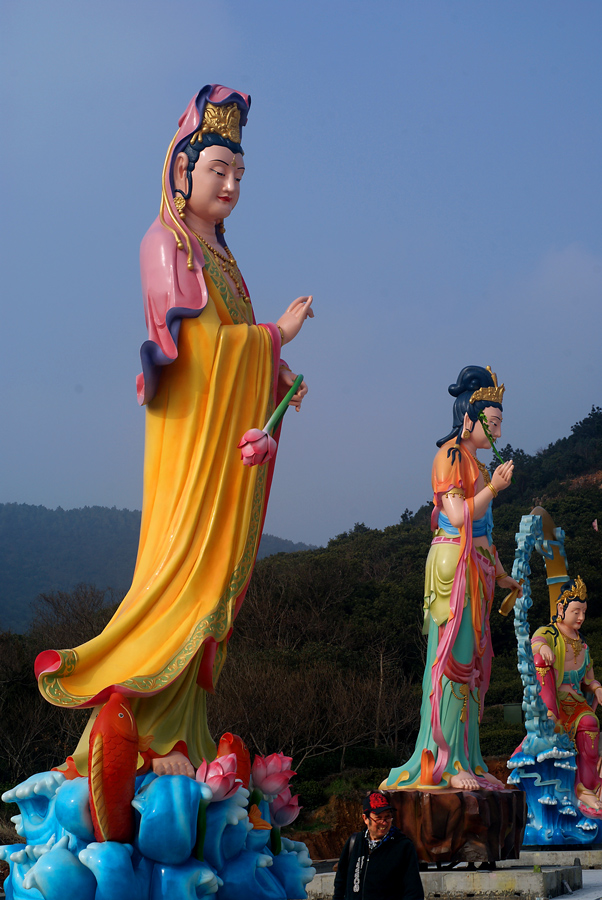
[
  {"x1": 383, "y1": 365, "x2": 522, "y2": 794},
  {"x1": 382, "y1": 366, "x2": 520, "y2": 791},
  {"x1": 1, "y1": 85, "x2": 317, "y2": 900},
  {"x1": 506, "y1": 507, "x2": 601, "y2": 844},
  {"x1": 532, "y1": 575, "x2": 602, "y2": 816},
  {"x1": 35, "y1": 85, "x2": 314, "y2": 777}
]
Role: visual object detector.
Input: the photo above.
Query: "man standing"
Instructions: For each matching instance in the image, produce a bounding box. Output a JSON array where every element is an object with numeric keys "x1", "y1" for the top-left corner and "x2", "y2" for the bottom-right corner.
[{"x1": 334, "y1": 791, "x2": 424, "y2": 900}]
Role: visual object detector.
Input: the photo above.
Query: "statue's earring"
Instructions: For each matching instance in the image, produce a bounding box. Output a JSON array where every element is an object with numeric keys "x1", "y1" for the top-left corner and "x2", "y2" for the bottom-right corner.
[
  {"x1": 462, "y1": 428, "x2": 471, "y2": 440},
  {"x1": 218, "y1": 220, "x2": 226, "y2": 234},
  {"x1": 174, "y1": 195, "x2": 186, "y2": 218}
]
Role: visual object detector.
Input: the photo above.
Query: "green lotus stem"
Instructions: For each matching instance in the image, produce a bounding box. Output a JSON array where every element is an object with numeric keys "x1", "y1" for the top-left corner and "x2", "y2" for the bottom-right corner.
[
  {"x1": 193, "y1": 798, "x2": 208, "y2": 861},
  {"x1": 248, "y1": 787, "x2": 263, "y2": 809},
  {"x1": 478, "y1": 412, "x2": 516, "y2": 484},
  {"x1": 270, "y1": 825, "x2": 282, "y2": 856},
  {"x1": 264, "y1": 374, "x2": 304, "y2": 436}
]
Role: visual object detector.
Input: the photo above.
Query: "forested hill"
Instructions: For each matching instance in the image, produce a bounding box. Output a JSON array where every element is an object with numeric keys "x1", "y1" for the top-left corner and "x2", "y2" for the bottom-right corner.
[{"x1": 0, "y1": 504, "x2": 314, "y2": 632}]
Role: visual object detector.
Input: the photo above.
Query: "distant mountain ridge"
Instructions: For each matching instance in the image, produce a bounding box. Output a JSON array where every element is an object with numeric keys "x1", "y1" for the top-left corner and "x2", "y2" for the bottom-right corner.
[{"x1": 0, "y1": 503, "x2": 315, "y2": 632}]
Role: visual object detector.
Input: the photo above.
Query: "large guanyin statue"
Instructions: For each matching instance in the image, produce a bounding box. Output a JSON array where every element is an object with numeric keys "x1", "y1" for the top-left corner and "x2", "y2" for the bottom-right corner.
[
  {"x1": 35, "y1": 84, "x2": 313, "y2": 778},
  {"x1": 383, "y1": 365, "x2": 522, "y2": 792},
  {"x1": 1, "y1": 85, "x2": 316, "y2": 900}
]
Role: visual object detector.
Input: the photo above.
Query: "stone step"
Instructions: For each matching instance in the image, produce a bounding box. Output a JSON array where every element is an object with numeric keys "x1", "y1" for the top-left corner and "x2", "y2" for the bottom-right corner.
[{"x1": 307, "y1": 863, "x2": 584, "y2": 900}]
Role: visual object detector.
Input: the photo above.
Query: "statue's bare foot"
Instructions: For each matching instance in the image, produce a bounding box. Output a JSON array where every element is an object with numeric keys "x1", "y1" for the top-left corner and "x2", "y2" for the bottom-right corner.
[
  {"x1": 577, "y1": 788, "x2": 602, "y2": 817},
  {"x1": 152, "y1": 750, "x2": 195, "y2": 778},
  {"x1": 450, "y1": 770, "x2": 480, "y2": 790},
  {"x1": 479, "y1": 772, "x2": 506, "y2": 790}
]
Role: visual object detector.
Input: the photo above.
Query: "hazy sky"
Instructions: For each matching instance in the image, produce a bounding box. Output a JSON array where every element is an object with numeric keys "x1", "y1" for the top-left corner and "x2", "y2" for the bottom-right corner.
[{"x1": 2, "y1": 0, "x2": 601, "y2": 546}]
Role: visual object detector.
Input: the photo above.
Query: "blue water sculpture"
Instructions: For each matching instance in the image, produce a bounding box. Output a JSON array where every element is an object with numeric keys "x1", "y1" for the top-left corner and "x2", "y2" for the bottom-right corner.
[
  {"x1": 133, "y1": 773, "x2": 209, "y2": 864},
  {"x1": 219, "y1": 839, "x2": 285, "y2": 900},
  {"x1": 54, "y1": 778, "x2": 95, "y2": 844},
  {"x1": 22, "y1": 839, "x2": 97, "y2": 900},
  {"x1": 507, "y1": 512, "x2": 600, "y2": 845},
  {"x1": 3, "y1": 773, "x2": 67, "y2": 847},
  {"x1": 1, "y1": 771, "x2": 315, "y2": 900},
  {"x1": 271, "y1": 838, "x2": 316, "y2": 899},
  {"x1": 203, "y1": 789, "x2": 252, "y2": 872},
  {"x1": 149, "y1": 857, "x2": 221, "y2": 900},
  {"x1": 78, "y1": 842, "x2": 143, "y2": 900}
]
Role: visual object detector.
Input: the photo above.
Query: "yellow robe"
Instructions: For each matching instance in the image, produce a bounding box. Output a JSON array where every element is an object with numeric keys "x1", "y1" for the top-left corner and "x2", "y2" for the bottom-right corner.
[{"x1": 37, "y1": 253, "x2": 276, "y2": 772}]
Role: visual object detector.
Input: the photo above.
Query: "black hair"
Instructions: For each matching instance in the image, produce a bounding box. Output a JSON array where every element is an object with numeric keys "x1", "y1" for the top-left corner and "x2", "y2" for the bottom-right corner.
[
  {"x1": 174, "y1": 132, "x2": 244, "y2": 202},
  {"x1": 436, "y1": 365, "x2": 503, "y2": 448}
]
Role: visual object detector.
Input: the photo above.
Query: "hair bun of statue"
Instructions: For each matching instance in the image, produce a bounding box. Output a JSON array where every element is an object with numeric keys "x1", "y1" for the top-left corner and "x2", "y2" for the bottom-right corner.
[{"x1": 448, "y1": 366, "x2": 492, "y2": 398}]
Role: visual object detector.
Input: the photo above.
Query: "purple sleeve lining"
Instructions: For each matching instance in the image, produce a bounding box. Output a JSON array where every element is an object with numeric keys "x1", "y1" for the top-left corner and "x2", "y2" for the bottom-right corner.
[{"x1": 138, "y1": 306, "x2": 202, "y2": 405}]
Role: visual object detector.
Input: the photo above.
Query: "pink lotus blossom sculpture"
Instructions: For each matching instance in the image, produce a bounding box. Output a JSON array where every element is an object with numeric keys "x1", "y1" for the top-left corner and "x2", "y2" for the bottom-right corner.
[
  {"x1": 195, "y1": 752, "x2": 241, "y2": 801},
  {"x1": 270, "y1": 787, "x2": 301, "y2": 827},
  {"x1": 237, "y1": 429, "x2": 277, "y2": 467},
  {"x1": 251, "y1": 752, "x2": 296, "y2": 799}
]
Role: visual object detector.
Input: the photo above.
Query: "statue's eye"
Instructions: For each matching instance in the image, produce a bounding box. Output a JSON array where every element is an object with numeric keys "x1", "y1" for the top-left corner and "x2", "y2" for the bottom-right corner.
[{"x1": 118, "y1": 713, "x2": 124, "y2": 718}]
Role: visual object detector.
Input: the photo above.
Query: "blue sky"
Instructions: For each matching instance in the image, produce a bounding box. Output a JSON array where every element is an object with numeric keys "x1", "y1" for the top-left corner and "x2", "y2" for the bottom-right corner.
[{"x1": 2, "y1": 0, "x2": 601, "y2": 545}]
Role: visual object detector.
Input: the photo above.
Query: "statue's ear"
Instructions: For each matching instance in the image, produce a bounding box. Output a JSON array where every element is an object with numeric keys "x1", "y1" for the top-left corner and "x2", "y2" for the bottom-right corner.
[
  {"x1": 173, "y1": 153, "x2": 190, "y2": 193},
  {"x1": 556, "y1": 602, "x2": 564, "y2": 620},
  {"x1": 462, "y1": 412, "x2": 473, "y2": 434}
]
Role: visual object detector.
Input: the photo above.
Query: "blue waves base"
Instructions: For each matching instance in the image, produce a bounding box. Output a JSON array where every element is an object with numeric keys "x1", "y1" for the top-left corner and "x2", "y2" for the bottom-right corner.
[
  {"x1": 508, "y1": 752, "x2": 599, "y2": 845},
  {"x1": 0, "y1": 771, "x2": 315, "y2": 900}
]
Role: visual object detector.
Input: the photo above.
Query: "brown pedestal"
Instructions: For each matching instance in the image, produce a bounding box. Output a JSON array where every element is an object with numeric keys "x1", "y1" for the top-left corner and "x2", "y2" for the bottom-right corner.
[{"x1": 386, "y1": 788, "x2": 527, "y2": 865}]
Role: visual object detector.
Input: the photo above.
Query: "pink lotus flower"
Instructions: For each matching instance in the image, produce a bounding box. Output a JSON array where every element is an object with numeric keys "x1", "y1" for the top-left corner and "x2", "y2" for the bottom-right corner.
[
  {"x1": 251, "y1": 753, "x2": 296, "y2": 799},
  {"x1": 270, "y1": 787, "x2": 301, "y2": 827},
  {"x1": 237, "y1": 429, "x2": 277, "y2": 467},
  {"x1": 196, "y1": 753, "x2": 241, "y2": 801}
]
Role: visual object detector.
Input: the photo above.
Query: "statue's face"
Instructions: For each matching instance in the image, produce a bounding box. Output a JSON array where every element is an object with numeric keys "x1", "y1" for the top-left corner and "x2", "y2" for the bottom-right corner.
[
  {"x1": 481, "y1": 407, "x2": 503, "y2": 441},
  {"x1": 175, "y1": 145, "x2": 245, "y2": 224},
  {"x1": 468, "y1": 405, "x2": 503, "y2": 449},
  {"x1": 559, "y1": 599, "x2": 587, "y2": 631}
]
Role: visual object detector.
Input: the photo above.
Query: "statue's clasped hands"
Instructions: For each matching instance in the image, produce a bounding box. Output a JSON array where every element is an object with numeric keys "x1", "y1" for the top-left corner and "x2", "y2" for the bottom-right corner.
[{"x1": 491, "y1": 460, "x2": 514, "y2": 494}]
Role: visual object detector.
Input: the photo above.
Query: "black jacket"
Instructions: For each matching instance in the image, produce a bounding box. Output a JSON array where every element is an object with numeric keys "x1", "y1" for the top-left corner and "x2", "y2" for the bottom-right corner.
[{"x1": 333, "y1": 827, "x2": 424, "y2": 900}]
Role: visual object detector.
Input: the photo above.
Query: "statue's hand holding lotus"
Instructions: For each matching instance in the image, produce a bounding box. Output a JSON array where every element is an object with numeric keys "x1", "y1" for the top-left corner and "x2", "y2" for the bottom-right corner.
[{"x1": 237, "y1": 375, "x2": 303, "y2": 467}]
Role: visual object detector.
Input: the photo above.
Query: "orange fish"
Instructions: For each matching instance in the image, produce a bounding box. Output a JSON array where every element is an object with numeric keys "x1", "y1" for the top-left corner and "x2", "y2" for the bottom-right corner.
[
  {"x1": 216, "y1": 732, "x2": 251, "y2": 789},
  {"x1": 88, "y1": 692, "x2": 152, "y2": 843}
]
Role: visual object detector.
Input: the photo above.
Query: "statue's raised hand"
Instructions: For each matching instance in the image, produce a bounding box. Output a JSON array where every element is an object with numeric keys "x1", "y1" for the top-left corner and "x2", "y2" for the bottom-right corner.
[
  {"x1": 277, "y1": 296, "x2": 314, "y2": 345},
  {"x1": 491, "y1": 460, "x2": 514, "y2": 493}
]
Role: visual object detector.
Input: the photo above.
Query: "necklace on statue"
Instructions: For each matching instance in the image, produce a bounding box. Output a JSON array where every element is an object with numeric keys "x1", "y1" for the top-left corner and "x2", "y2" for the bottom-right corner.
[
  {"x1": 474, "y1": 456, "x2": 491, "y2": 486},
  {"x1": 560, "y1": 630, "x2": 582, "y2": 663},
  {"x1": 191, "y1": 230, "x2": 250, "y2": 303}
]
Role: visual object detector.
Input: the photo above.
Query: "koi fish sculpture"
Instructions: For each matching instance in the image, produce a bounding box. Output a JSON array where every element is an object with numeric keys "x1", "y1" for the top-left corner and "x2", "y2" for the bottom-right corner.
[
  {"x1": 216, "y1": 732, "x2": 251, "y2": 789},
  {"x1": 88, "y1": 692, "x2": 152, "y2": 843}
]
